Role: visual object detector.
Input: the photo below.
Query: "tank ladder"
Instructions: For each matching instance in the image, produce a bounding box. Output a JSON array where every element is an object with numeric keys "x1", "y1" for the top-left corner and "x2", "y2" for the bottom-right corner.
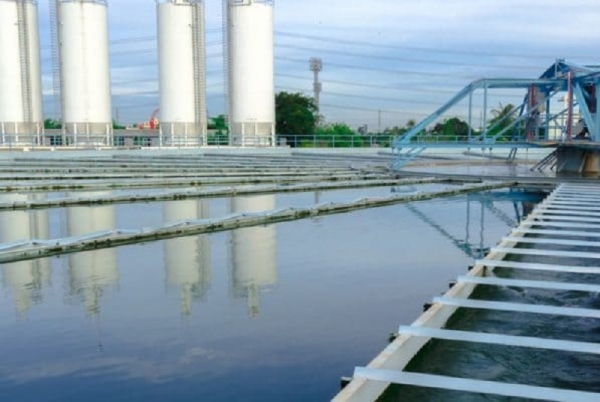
[
  {"x1": 191, "y1": 1, "x2": 207, "y2": 146},
  {"x1": 49, "y1": 0, "x2": 64, "y2": 144},
  {"x1": 16, "y1": 0, "x2": 34, "y2": 142}
]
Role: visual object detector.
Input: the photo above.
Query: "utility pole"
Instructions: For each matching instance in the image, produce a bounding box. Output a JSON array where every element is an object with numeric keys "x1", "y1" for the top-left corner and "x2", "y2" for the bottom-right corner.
[{"x1": 309, "y1": 58, "x2": 322, "y2": 112}]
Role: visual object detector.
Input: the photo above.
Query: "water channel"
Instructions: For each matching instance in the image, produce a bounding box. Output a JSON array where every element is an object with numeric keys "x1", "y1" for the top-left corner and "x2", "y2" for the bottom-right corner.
[{"x1": 0, "y1": 186, "x2": 545, "y2": 401}]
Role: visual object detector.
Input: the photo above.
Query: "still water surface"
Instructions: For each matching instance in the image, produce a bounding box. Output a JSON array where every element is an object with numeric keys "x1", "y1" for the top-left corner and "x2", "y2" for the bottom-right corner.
[{"x1": 0, "y1": 188, "x2": 542, "y2": 401}]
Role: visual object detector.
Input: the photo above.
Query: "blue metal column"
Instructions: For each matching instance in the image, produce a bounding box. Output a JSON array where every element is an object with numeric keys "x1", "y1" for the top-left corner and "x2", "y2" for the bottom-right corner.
[
  {"x1": 573, "y1": 83, "x2": 595, "y2": 137},
  {"x1": 482, "y1": 84, "x2": 488, "y2": 138},
  {"x1": 595, "y1": 83, "x2": 600, "y2": 141},
  {"x1": 545, "y1": 93, "x2": 551, "y2": 141},
  {"x1": 468, "y1": 91, "x2": 473, "y2": 142}
]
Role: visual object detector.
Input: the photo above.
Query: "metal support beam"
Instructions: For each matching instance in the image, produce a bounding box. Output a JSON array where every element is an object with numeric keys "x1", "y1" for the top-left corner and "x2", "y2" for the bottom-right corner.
[
  {"x1": 491, "y1": 247, "x2": 600, "y2": 260},
  {"x1": 523, "y1": 221, "x2": 600, "y2": 230},
  {"x1": 573, "y1": 82, "x2": 596, "y2": 136},
  {"x1": 595, "y1": 83, "x2": 600, "y2": 141},
  {"x1": 352, "y1": 368, "x2": 600, "y2": 402},
  {"x1": 511, "y1": 228, "x2": 600, "y2": 238},
  {"x1": 530, "y1": 214, "x2": 600, "y2": 223},
  {"x1": 398, "y1": 325, "x2": 600, "y2": 354},
  {"x1": 475, "y1": 259, "x2": 600, "y2": 274},
  {"x1": 483, "y1": 84, "x2": 488, "y2": 136},
  {"x1": 457, "y1": 275, "x2": 600, "y2": 293},
  {"x1": 502, "y1": 236, "x2": 600, "y2": 248},
  {"x1": 539, "y1": 204, "x2": 600, "y2": 211},
  {"x1": 433, "y1": 296, "x2": 600, "y2": 318}
]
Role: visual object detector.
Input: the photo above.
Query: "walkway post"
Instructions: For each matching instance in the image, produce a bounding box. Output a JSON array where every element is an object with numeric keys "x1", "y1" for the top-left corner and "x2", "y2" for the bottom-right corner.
[{"x1": 566, "y1": 71, "x2": 573, "y2": 142}]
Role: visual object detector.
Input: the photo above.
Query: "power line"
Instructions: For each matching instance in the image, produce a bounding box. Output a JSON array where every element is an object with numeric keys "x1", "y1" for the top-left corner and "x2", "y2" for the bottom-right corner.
[
  {"x1": 275, "y1": 31, "x2": 589, "y2": 61},
  {"x1": 276, "y1": 56, "x2": 486, "y2": 80},
  {"x1": 276, "y1": 74, "x2": 526, "y2": 99},
  {"x1": 277, "y1": 85, "x2": 456, "y2": 107},
  {"x1": 319, "y1": 103, "x2": 450, "y2": 118},
  {"x1": 274, "y1": 43, "x2": 541, "y2": 72},
  {"x1": 277, "y1": 73, "x2": 456, "y2": 95}
]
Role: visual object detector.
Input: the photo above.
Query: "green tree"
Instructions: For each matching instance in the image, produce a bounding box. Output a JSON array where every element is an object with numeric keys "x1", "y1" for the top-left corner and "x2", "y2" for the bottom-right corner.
[
  {"x1": 112, "y1": 119, "x2": 126, "y2": 130},
  {"x1": 383, "y1": 125, "x2": 408, "y2": 136},
  {"x1": 44, "y1": 118, "x2": 61, "y2": 129},
  {"x1": 207, "y1": 114, "x2": 229, "y2": 145},
  {"x1": 275, "y1": 92, "x2": 317, "y2": 147},
  {"x1": 313, "y1": 123, "x2": 363, "y2": 148},
  {"x1": 487, "y1": 103, "x2": 516, "y2": 140},
  {"x1": 208, "y1": 115, "x2": 228, "y2": 133},
  {"x1": 432, "y1": 117, "x2": 471, "y2": 140}
]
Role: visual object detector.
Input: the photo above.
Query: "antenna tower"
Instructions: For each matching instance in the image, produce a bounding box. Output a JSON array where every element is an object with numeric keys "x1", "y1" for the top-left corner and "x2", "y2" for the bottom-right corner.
[{"x1": 309, "y1": 57, "x2": 322, "y2": 111}]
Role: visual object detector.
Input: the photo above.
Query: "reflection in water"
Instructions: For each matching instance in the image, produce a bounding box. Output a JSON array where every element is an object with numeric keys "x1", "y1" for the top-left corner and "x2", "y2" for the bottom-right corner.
[
  {"x1": 163, "y1": 200, "x2": 211, "y2": 316},
  {"x1": 0, "y1": 188, "x2": 546, "y2": 320},
  {"x1": 229, "y1": 196, "x2": 277, "y2": 317},
  {"x1": 0, "y1": 194, "x2": 51, "y2": 315},
  {"x1": 408, "y1": 189, "x2": 547, "y2": 259},
  {"x1": 66, "y1": 193, "x2": 118, "y2": 316}
]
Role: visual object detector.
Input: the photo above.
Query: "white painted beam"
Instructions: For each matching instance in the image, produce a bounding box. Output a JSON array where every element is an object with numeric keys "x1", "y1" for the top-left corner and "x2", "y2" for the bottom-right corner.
[
  {"x1": 491, "y1": 247, "x2": 600, "y2": 260},
  {"x1": 475, "y1": 259, "x2": 600, "y2": 274},
  {"x1": 352, "y1": 369, "x2": 600, "y2": 402},
  {"x1": 511, "y1": 228, "x2": 600, "y2": 238},
  {"x1": 502, "y1": 236, "x2": 600, "y2": 248},
  {"x1": 433, "y1": 297, "x2": 600, "y2": 318},
  {"x1": 398, "y1": 325, "x2": 600, "y2": 355},
  {"x1": 457, "y1": 275, "x2": 600, "y2": 293}
]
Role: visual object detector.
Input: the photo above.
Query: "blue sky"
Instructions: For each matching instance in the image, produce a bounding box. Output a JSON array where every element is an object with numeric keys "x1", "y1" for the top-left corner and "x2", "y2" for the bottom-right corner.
[{"x1": 37, "y1": 0, "x2": 600, "y2": 130}]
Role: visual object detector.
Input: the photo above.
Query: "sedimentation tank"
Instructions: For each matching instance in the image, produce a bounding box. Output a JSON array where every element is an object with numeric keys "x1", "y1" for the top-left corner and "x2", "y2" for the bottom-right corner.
[
  {"x1": 157, "y1": 0, "x2": 207, "y2": 146},
  {"x1": 0, "y1": 0, "x2": 43, "y2": 145},
  {"x1": 57, "y1": 0, "x2": 112, "y2": 145},
  {"x1": 226, "y1": 0, "x2": 275, "y2": 147}
]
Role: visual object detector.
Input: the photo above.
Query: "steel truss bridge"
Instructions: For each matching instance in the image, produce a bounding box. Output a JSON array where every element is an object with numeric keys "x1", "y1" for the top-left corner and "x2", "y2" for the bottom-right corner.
[{"x1": 392, "y1": 60, "x2": 600, "y2": 170}]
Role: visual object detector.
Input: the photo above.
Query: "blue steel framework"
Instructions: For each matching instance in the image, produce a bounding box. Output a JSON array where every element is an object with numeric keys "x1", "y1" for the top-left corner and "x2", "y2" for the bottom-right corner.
[{"x1": 392, "y1": 60, "x2": 600, "y2": 169}]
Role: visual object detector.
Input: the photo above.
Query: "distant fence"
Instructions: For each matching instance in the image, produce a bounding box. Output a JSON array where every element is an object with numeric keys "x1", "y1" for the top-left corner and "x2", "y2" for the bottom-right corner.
[
  {"x1": 277, "y1": 135, "x2": 395, "y2": 148},
  {"x1": 0, "y1": 132, "x2": 396, "y2": 149}
]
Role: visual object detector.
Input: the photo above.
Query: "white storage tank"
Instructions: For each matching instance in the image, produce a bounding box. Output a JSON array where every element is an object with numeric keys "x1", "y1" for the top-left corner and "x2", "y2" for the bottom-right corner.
[
  {"x1": 229, "y1": 195, "x2": 277, "y2": 317},
  {"x1": 0, "y1": 0, "x2": 44, "y2": 146},
  {"x1": 57, "y1": 0, "x2": 112, "y2": 146},
  {"x1": 226, "y1": 0, "x2": 275, "y2": 147},
  {"x1": 157, "y1": 0, "x2": 207, "y2": 147}
]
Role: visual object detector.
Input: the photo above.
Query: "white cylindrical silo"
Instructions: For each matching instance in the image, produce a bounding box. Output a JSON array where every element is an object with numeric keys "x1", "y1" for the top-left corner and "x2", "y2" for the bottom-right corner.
[
  {"x1": 157, "y1": 0, "x2": 207, "y2": 147},
  {"x1": 57, "y1": 0, "x2": 112, "y2": 146},
  {"x1": 229, "y1": 195, "x2": 277, "y2": 317},
  {"x1": 226, "y1": 0, "x2": 275, "y2": 147},
  {"x1": 0, "y1": 0, "x2": 44, "y2": 145}
]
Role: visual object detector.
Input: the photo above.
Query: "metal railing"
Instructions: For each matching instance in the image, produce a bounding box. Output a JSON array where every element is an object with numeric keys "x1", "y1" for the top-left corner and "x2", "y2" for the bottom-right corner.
[
  {"x1": 277, "y1": 134, "x2": 395, "y2": 148},
  {"x1": 0, "y1": 132, "x2": 397, "y2": 149}
]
